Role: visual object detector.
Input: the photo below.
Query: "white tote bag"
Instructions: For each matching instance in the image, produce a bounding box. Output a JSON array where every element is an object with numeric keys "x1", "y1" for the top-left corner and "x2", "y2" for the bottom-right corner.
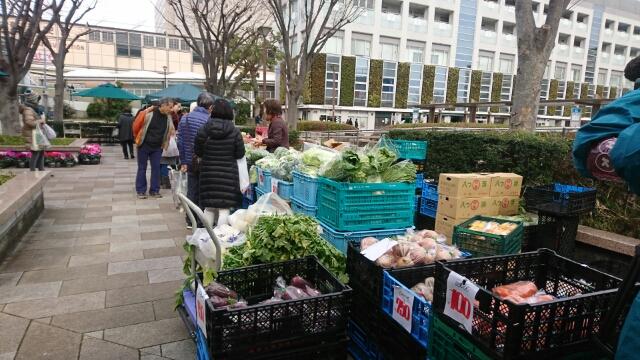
[
  {"x1": 162, "y1": 136, "x2": 179, "y2": 157},
  {"x1": 237, "y1": 156, "x2": 250, "y2": 193},
  {"x1": 42, "y1": 123, "x2": 57, "y2": 140}
]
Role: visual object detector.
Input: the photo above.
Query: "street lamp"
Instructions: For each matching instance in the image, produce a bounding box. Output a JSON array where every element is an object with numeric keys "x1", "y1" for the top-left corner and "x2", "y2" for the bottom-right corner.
[
  {"x1": 162, "y1": 65, "x2": 168, "y2": 89},
  {"x1": 258, "y1": 26, "x2": 271, "y2": 101}
]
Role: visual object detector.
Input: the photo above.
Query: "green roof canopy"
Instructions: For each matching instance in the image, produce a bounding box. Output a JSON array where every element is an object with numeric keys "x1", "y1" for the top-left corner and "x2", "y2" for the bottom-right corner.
[
  {"x1": 144, "y1": 83, "x2": 205, "y2": 104},
  {"x1": 74, "y1": 83, "x2": 140, "y2": 100}
]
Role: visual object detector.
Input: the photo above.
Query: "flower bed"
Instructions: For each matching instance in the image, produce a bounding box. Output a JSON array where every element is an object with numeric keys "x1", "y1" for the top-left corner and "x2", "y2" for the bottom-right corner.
[
  {"x1": 78, "y1": 144, "x2": 102, "y2": 165},
  {"x1": 0, "y1": 143, "x2": 101, "y2": 168}
]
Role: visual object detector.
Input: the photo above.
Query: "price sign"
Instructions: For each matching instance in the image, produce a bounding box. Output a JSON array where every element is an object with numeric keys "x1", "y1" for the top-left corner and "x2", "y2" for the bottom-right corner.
[
  {"x1": 196, "y1": 283, "x2": 208, "y2": 337},
  {"x1": 443, "y1": 271, "x2": 479, "y2": 333},
  {"x1": 271, "y1": 178, "x2": 279, "y2": 194},
  {"x1": 392, "y1": 285, "x2": 414, "y2": 333}
]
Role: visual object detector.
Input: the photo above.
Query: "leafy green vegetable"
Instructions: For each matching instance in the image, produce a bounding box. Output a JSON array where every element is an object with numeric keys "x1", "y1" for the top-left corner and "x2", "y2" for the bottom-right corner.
[
  {"x1": 245, "y1": 145, "x2": 270, "y2": 163},
  {"x1": 222, "y1": 215, "x2": 347, "y2": 282},
  {"x1": 381, "y1": 160, "x2": 417, "y2": 183}
]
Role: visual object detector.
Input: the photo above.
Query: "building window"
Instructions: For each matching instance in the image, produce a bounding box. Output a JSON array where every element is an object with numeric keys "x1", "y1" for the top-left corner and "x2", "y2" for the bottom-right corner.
[
  {"x1": 169, "y1": 38, "x2": 180, "y2": 50},
  {"x1": 88, "y1": 31, "x2": 100, "y2": 41},
  {"x1": 576, "y1": 13, "x2": 588, "y2": 24},
  {"x1": 324, "y1": 55, "x2": 341, "y2": 105},
  {"x1": 381, "y1": 61, "x2": 397, "y2": 107},
  {"x1": 323, "y1": 35, "x2": 343, "y2": 55},
  {"x1": 433, "y1": 66, "x2": 447, "y2": 103},
  {"x1": 102, "y1": 31, "x2": 114, "y2": 42},
  {"x1": 379, "y1": 37, "x2": 399, "y2": 61},
  {"x1": 407, "y1": 42, "x2": 425, "y2": 63},
  {"x1": 610, "y1": 71, "x2": 623, "y2": 88},
  {"x1": 478, "y1": 51, "x2": 494, "y2": 72},
  {"x1": 498, "y1": 53, "x2": 514, "y2": 74},
  {"x1": 554, "y1": 62, "x2": 566, "y2": 80},
  {"x1": 597, "y1": 69, "x2": 607, "y2": 85},
  {"x1": 502, "y1": 22, "x2": 515, "y2": 36},
  {"x1": 193, "y1": 40, "x2": 203, "y2": 64},
  {"x1": 571, "y1": 65, "x2": 582, "y2": 82},
  {"x1": 116, "y1": 32, "x2": 141, "y2": 58},
  {"x1": 354, "y1": 0, "x2": 373, "y2": 8},
  {"x1": 354, "y1": 57, "x2": 369, "y2": 106},
  {"x1": 180, "y1": 39, "x2": 190, "y2": 51},
  {"x1": 155, "y1": 36, "x2": 166, "y2": 48},
  {"x1": 116, "y1": 32, "x2": 129, "y2": 56},
  {"x1": 408, "y1": 63, "x2": 422, "y2": 106},
  {"x1": 144, "y1": 35, "x2": 154, "y2": 47},
  {"x1": 129, "y1": 33, "x2": 141, "y2": 57},
  {"x1": 544, "y1": 61, "x2": 551, "y2": 79},
  {"x1": 434, "y1": 8, "x2": 451, "y2": 24},
  {"x1": 430, "y1": 44, "x2": 449, "y2": 66},
  {"x1": 351, "y1": 37, "x2": 371, "y2": 57}
]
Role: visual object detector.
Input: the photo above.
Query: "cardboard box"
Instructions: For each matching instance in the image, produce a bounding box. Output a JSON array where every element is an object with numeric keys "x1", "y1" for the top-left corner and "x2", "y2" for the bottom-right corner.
[
  {"x1": 491, "y1": 196, "x2": 521, "y2": 216},
  {"x1": 437, "y1": 195, "x2": 499, "y2": 219},
  {"x1": 435, "y1": 212, "x2": 469, "y2": 244},
  {"x1": 490, "y1": 173, "x2": 523, "y2": 197},
  {"x1": 438, "y1": 173, "x2": 492, "y2": 197}
]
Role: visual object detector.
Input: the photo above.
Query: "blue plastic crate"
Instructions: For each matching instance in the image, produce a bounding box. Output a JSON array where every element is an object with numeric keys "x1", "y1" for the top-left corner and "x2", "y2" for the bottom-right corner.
[
  {"x1": 272, "y1": 178, "x2": 293, "y2": 201},
  {"x1": 255, "y1": 186, "x2": 266, "y2": 199},
  {"x1": 316, "y1": 178, "x2": 415, "y2": 232},
  {"x1": 392, "y1": 140, "x2": 428, "y2": 161},
  {"x1": 414, "y1": 195, "x2": 420, "y2": 212},
  {"x1": 381, "y1": 267, "x2": 434, "y2": 349},
  {"x1": 196, "y1": 328, "x2": 210, "y2": 360},
  {"x1": 182, "y1": 289, "x2": 196, "y2": 327},
  {"x1": 293, "y1": 171, "x2": 319, "y2": 206},
  {"x1": 348, "y1": 321, "x2": 383, "y2": 360},
  {"x1": 415, "y1": 173, "x2": 424, "y2": 189},
  {"x1": 319, "y1": 221, "x2": 409, "y2": 254},
  {"x1": 291, "y1": 198, "x2": 317, "y2": 217},
  {"x1": 419, "y1": 198, "x2": 437, "y2": 218},
  {"x1": 256, "y1": 167, "x2": 271, "y2": 193},
  {"x1": 421, "y1": 181, "x2": 438, "y2": 201}
]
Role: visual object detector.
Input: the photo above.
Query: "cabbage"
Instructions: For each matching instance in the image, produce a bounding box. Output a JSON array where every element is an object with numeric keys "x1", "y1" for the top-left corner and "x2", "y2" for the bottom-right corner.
[{"x1": 381, "y1": 160, "x2": 417, "y2": 183}]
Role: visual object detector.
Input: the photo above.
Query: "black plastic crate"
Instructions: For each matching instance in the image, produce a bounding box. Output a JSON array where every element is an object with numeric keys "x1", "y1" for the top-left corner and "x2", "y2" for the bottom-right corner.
[
  {"x1": 433, "y1": 249, "x2": 624, "y2": 359},
  {"x1": 536, "y1": 211, "x2": 580, "y2": 257},
  {"x1": 202, "y1": 256, "x2": 351, "y2": 359},
  {"x1": 521, "y1": 224, "x2": 539, "y2": 252},
  {"x1": 347, "y1": 241, "x2": 387, "y2": 307},
  {"x1": 524, "y1": 183, "x2": 596, "y2": 216},
  {"x1": 377, "y1": 307, "x2": 428, "y2": 360}
]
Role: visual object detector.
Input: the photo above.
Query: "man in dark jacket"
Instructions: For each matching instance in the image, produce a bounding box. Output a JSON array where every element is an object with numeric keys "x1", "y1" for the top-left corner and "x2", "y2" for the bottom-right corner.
[
  {"x1": 193, "y1": 99, "x2": 245, "y2": 226},
  {"x1": 257, "y1": 99, "x2": 289, "y2": 152},
  {"x1": 117, "y1": 107, "x2": 135, "y2": 159},
  {"x1": 177, "y1": 92, "x2": 214, "y2": 228}
]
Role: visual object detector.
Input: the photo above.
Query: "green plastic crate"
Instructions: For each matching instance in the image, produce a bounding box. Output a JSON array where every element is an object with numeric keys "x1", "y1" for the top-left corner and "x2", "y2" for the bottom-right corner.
[
  {"x1": 316, "y1": 177, "x2": 415, "y2": 232},
  {"x1": 391, "y1": 140, "x2": 428, "y2": 161},
  {"x1": 452, "y1": 215, "x2": 523, "y2": 257},
  {"x1": 429, "y1": 314, "x2": 492, "y2": 360}
]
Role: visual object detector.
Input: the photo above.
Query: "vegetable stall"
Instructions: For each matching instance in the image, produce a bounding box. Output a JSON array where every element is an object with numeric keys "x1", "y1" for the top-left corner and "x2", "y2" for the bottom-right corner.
[{"x1": 171, "y1": 136, "x2": 629, "y2": 360}]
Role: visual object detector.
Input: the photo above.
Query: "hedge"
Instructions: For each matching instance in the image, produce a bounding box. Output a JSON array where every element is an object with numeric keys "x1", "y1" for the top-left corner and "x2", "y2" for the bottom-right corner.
[
  {"x1": 609, "y1": 86, "x2": 617, "y2": 99},
  {"x1": 339, "y1": 56, "x2": 355, "y2": 106},
  {"x1": 297, "y1": 121, "x2": 356, "y2": 131},
  {"x1": 303, "y1": 71, "x2": 311, "y2": 104},
  {"x1": 395, "y1": 62, "x2": 410, "y2": 108},
  {"x1": 421, "y1": 65, "x2": 435, "y2": 105},
  {"x1": 470, "y1": 70, "x2": 482, "y2": 102},
  {"x1": 490, "y1": 72, "x2": 503, "y2": 112},
  {"x1": 368, "y1": 59, "x2": 383, "y2": 108},
  {"x1": 388, "y1": 123, "x2": 508, "y2": 129},
  {"x1": 547, "y1": 79, "x2": 559, "y2": 115},
  {"x1": 279, "y1": 63, "x2": 286, "y2": 104},
  {"x1": 596, "y1": 85, "x2": 604, "y2": 98},
  {"x1": 580, "y1": 83, "x2": 591, "y2": 117},
  {"x1": 563, "y1": 81, "x2": 575, "y2": 117},
  {"x1": 388, "y1": 130, "x2": 639, "y2": 238},
  {"x1": 309, "y1": 54, "x2": 326, "y2": 105},
  {"x1": 446, "y1": 67, "x2": 459, "y2": 106}
]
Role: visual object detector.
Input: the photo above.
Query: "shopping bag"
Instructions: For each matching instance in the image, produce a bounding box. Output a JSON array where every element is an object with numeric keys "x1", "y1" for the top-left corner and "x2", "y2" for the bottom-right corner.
[
  {"x1": 237, "y1": 156, "x2": 250, "y2": 193},
  {"x1": 170, "y1": 169, "x2": 188, "y2": 210},
  {"x1": 112, "y1": 127, "x2": 119, "y2": 138},
  {"x1": 42, "y1": 124, "x2": 57, "y2": 140},
  {"x1": 163, "y1": 136, "x2": 179, "y2": 157},
  {"x1": 32, "y1": 125, "x2": 50, "y2": 151}
]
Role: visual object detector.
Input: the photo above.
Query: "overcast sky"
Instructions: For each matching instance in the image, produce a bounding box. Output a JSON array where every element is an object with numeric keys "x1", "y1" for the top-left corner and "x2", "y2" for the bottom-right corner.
[{"x1": 82, "y1": 0, "x2": 158, "y2": 33}]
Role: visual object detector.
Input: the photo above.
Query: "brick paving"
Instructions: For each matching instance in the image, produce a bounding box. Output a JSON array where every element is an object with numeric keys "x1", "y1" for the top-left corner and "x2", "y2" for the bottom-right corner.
[{"x1": 0, "y1": 146, "x2": 194, "y2": 360}]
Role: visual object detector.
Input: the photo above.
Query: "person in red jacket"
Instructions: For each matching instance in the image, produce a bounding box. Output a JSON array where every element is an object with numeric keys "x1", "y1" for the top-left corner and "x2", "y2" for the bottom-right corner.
[{"x1": 255, "y1": 99, "x2": 289, "y2": 152}]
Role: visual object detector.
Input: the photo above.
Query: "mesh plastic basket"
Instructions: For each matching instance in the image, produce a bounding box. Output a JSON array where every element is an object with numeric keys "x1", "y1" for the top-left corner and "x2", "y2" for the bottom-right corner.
[
  {"x1": 452, "y1": 216, "x2": 523, "y2": 257},
  {"x1": 536, "y1": 211, "x2": 580, "y2": 257},
  {"x1": 256, "y1": 167, "x2": 271, "y2": 193},
  {"x1": 319, "y1": 222, "x2": 408, "y2": 254},
  {"x1": 392, "y1": 140, "x2": 428, "y2": 161},
  {"x1": 524, "y1": 183, "x2": 596, "y2": 216},
  {"x1": 292, "y1": 171, "x2": 319, "y2": 206},
  {"x1": 429, "y1": 313, "x2": 492, "y2": 360},
  {"x1": 291, "y1": 198, "x2": 317, "y2": 217}
]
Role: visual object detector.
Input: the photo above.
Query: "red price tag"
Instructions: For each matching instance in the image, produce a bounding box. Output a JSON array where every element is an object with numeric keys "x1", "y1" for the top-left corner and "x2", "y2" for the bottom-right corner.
[
  {"x1": 392, "y1": 286, "x2": 414, "y2": 333},
  {"x1": 444, "y1": 271, "x2": 479, "y2": 334},
  {"x1": 196, "y1": 283, "x2": 208, "y2": 337},
  {"x1": 271, "y1": 178, "x2": 279, "y2": 194}
]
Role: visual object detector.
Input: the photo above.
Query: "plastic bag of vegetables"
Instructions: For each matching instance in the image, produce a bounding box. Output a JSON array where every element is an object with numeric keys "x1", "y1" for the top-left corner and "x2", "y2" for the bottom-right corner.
[
  {"x1": 298, "y1": 146, "x2": 339, "y2": 177},
  {"x1": 381, "y1": 160, "x2": 417, "y2": 183}
]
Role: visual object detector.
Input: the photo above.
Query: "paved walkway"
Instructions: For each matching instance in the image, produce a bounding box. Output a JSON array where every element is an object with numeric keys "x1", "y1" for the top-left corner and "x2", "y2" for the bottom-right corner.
[{"x1": 0, "y1": 146, "x2": 194, "y2": 360}]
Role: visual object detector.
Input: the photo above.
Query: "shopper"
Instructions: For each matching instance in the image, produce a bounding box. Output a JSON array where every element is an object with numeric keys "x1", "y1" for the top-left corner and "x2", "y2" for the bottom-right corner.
[
  {"x1": 20, "y1": 99, "x2": 46, "y2": 171},
  {"x1": 256, "y1": 99, "x2": 289, "y2": 152},
  {"x1": 355, "y1": 119, "x2": 359, "y2": 128},
  {"x1": 117, "y1": 107, "x2": 135, "y2": 159},
  {"x1": 177, "y1": 93, "x2": 214, "y2": 227},
  {"x1": 193, "y1": 98, "x2": 245, "y2": 227},
  {"x1": 160, "y1": 127, "x2": 178, "y2": 189},
  {"x1": 132, "y1": 97, "x2": 175, "y2": 199}
]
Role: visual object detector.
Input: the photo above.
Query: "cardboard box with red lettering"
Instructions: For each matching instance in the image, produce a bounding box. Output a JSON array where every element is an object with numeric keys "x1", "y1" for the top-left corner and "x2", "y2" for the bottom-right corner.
[
  {"x1": 437, "y1": 195, "x2": 500, "y2": 219},
  {"x1": 490, "y1": 173, "x2": 523, "y2": 197},
  {"x1": 490, "y1": 196, "x2": 521, "y2": 216},
  {"x1": 435, "y1": 213, "x2": 469, "y2": 244},
  {"x1": 438, "y1": 173, "x2": 492, "y2": 198}
]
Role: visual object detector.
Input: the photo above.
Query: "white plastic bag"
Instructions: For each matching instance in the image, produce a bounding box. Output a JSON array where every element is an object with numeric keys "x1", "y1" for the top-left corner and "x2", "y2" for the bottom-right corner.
[
  {"x1": 32, "y1": 125, "x2": 50, "y2": 151},
  {"x1": 170, "y1": 169, "x2": 188, "y2": 210},
  {"x1": 237, "y1": 156, "x2": 250, "y2": 193},
  {"x1": 226, "y1": 192, "x2": 292, "y2": 234},
  {"x1": 163, "y1": 136, "x2": 179, "y2": 157},
  {"x1": 42, "y1": 124, "x2": 57, "y2": 140}
]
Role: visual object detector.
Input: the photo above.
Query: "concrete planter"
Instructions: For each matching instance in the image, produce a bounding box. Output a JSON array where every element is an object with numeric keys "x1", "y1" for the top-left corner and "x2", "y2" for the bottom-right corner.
[
  {"x1": 0, "y1": 138, "x2": 88, "y2": 153},
  {"x1": 0, "y1": 171, "x2": 50, "y2": 263}
]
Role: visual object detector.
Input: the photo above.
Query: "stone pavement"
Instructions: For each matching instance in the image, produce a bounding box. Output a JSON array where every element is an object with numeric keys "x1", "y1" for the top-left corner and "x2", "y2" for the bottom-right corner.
[{"x1": 0, "y1": 146, "x2": 194, "y2": 360}]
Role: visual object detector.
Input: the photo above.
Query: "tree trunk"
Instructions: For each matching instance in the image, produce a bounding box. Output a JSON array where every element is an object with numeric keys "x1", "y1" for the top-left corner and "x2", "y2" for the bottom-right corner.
[
  {"x1": 54, "y1": 66, "x2": 65, "y2": 122},
  {"x1": 0, "y1": 83, "x2": 21, "y2": 135},
  {"x1": 285, "y1": 90, "x2": 299, "y2": 130},
  {"x1": 510, "y1": 53, "x2": 547, "y2": 131}
]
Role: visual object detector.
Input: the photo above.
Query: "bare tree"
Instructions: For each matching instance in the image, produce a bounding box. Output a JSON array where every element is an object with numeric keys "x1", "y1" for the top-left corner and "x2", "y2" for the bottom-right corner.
[
  {"x1": 0, "y1": 0, "x2": 64, "y2": 134},
  {"x1": 159, "y1": 0, "x2": 267, "y2": 96},
  {"x1": 511, "y1": 0, "x2": 573, "y2": 131},
  {"x1": 266, "y1": 0, "x2": 362, "y2": 128},
  {"x1": 41, "y1": 0, "x2": 95, "y2": 122}
]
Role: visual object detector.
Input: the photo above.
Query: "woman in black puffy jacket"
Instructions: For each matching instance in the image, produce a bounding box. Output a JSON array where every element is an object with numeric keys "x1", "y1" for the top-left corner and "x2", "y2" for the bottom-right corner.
[{"x1": 193, "y1": 99, "x2": 245, "y2": 226}]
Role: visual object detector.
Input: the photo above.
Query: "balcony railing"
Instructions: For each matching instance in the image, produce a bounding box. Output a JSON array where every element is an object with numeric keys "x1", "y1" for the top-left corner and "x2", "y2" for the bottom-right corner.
[
  {"x1": 408, "y1": 17, "x2": 427, "y2": 33},
  {"x1": 502, "y1": 33, "x2": 516, "y2": 46},
  {"x1": 616, "y1": 31, "x2": 629, "y2": 40},
  {"x1": 560, "y1": 18, "x2": 572, "y2": 29},
  {"x1": 433, "y1": 22, "x2": 452, "y2": 37},
  {"x1": 381, "y1": 12, "x2": 401, "y2": 29},
  {"x1": 612, "y1": 54, "x2": 626, "y2": 66},
  {"x1": 556, "y1": 44, "x2": 570, "y2": 57},
  {"x1": 576, "y1": 22, "x2": 588, "y2": 32},
  {"x1": 355, "y1": 9, "x2": 374, "y2": 25},
  {"x1": 600, "y1": 52, "x2": 610, "y2": 64},
  {"x1": 480, "y1": 30, "x2": 497, "y2": 44},
  {"x1": 572, "y1": 47, "x2": 585, "y2": 61}
]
